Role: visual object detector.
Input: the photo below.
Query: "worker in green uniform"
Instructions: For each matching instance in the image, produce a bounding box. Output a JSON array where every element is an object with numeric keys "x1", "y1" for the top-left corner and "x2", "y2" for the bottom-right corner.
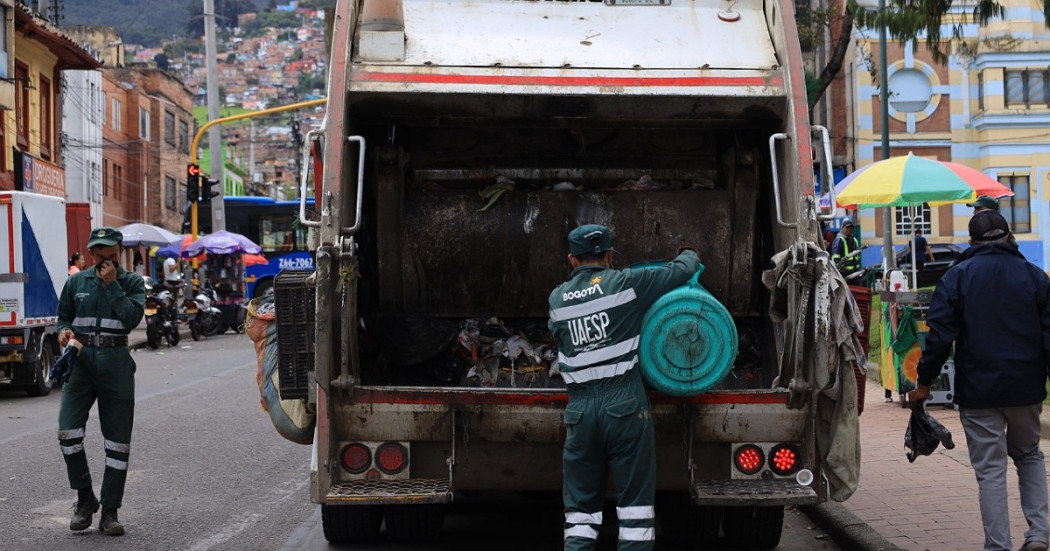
[
  {"x1": 548, "y1": 224, "x2": 700, "y2": 551},
  {"x1": 56, "y1": 227, "x2": 145, "y2": 536}
]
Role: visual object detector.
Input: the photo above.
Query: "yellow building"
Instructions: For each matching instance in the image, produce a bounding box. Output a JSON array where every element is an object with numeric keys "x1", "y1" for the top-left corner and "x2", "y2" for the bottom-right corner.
[
  {"x1": 0, "y1": 2, "x2": 101, "y2": 194},
  {"x1": 849, "y1": 1, "x2": 1049, "y2": 269}
]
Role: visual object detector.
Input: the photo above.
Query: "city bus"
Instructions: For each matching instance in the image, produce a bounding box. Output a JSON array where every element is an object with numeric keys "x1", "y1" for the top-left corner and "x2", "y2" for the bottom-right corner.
[{"x1": 224, "y1": 196, "x2": 314, "y2": 299}]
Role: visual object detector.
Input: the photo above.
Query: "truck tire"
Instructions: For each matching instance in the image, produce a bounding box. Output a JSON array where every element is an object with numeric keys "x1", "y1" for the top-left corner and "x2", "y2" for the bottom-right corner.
[
  {"x1": 384, "y1": 504, "x2": 446, "y2": 542},
  {"x1": 321, "y1": 504, "x2": 382, "y2": 544},
  {"x1": 656, "y1": 491, "x2": 720, "y2": 548},
  {"x1": 721, "y1": 505, "x2": 784, "y2": 549},
  {"x1": 25, "y1": 335, "x2": 55, "y2": 397},
  {"x1": 253, "y1": 279, "x2": 274, "y2": 300}
]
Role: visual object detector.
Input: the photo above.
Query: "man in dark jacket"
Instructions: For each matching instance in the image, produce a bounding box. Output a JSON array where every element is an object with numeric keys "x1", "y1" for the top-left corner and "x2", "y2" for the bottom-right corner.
[
  {"x1": 549, "y1": 225, "x2": 700, "y2": 551},
  {"x1": 909, "y1": 211, "x2": 1050, "y2": 551}
]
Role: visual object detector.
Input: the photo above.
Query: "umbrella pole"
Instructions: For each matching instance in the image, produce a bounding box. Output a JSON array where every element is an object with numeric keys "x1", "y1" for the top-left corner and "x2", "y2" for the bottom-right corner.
[{"x1": 910, "y1": 205, "x2": 918, "y2": 289}]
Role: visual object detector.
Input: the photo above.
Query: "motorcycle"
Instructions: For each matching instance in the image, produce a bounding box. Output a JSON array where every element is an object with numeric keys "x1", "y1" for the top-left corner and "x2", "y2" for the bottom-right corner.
[
  {"x1": 142, "y1": 276, "x2": 181, "y2": 349},
  {"x1": 185, "y1": 279, "x2": 223, "y2": 340}
]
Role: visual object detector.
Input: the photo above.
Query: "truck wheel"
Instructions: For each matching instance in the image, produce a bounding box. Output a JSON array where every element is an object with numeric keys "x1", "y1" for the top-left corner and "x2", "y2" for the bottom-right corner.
[
  {"x1": 656, "y1": 491, "x2": 720, "y2": 548},
  {"x1": 253, "y1": 279, "x2": 274, "y2": 300},
  {"x1": 384, "y1": 504, "x2": 446, "y2": 542},
  {"x1": 722, "y1": 505, "x2": 784, "y2": 549},
  {"x1": 25, "y1": 336, "x2": 55, "y2": 397},
  {"x1": 321, "y1": 504, "x2": 382, "y2": 544}
]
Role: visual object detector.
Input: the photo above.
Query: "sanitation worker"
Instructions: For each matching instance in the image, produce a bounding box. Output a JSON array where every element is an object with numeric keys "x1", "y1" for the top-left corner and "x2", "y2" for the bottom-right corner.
[
  {"x1": 56, "y1": 227, "x2": 145, "y2": 536},
  {"x1": 830, "y1": 219, "x2": 862, "y2": 276},
  {"x1": 548, "y1": 224, "x2": 700, "y2": 551}
]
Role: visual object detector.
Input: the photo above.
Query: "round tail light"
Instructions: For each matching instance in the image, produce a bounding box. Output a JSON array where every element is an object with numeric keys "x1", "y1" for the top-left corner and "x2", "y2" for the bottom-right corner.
[
  {"x1": 375, "y1": 442, "x2": 409, "y2": 475},
  {"x1": 734, "y1": 444, "x2": 764, "y2": 475},
  {"x1": 768, "y1": 444, "x2": 800, "y2": 476},
  {"x1": 341, "y1": 443, "x2": 372, "y2": 474}
]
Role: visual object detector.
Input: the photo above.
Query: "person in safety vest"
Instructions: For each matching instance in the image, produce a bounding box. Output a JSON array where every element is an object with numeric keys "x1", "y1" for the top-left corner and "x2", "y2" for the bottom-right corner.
[
  {"x1": 548, "y1": 224, "x2": 700, "y2": 551},
  {"x1": 56, "y1": 227, "x2": 145, "y2": 536},
  {"x1": 831, "y1": 219, "x2": 862, "y2": 276}
]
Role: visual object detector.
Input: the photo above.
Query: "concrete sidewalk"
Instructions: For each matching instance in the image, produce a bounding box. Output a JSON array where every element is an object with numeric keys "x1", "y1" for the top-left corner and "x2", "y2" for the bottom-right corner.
[{"x1": 808, "y1": 377, "x2": 1050, "y2": 551}]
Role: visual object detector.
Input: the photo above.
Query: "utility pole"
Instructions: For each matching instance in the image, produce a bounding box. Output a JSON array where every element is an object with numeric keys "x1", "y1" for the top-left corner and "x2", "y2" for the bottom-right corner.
[
  {"x1": 878, "y1": 0, "x2": 895, "y2": 270},
  {"x1": 203, "y1": 0, "x2": 225, "y2": 232}
]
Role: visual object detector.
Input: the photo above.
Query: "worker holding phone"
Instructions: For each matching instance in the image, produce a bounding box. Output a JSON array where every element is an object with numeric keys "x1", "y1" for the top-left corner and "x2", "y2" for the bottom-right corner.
[{"x1": 55, "y1": 227, "x2": 145, "y2": 536}]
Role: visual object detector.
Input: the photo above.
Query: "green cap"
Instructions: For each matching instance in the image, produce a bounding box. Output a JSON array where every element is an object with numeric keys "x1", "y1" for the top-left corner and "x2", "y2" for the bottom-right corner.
[
  {"x1": 568, "y1": 224, "x2": 615, "y2": 256},
  {"x1": 86, "y1": 227, "x2": 123, "y2": 248},
  {"x1": 966, "y1": 195, "x2": 1000, "y2": 211}
]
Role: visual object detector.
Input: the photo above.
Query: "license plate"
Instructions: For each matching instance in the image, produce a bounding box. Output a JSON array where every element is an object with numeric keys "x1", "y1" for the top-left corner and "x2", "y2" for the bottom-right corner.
[{"x1": 144, "y1": 308, "x2": 157, "y2": 315}]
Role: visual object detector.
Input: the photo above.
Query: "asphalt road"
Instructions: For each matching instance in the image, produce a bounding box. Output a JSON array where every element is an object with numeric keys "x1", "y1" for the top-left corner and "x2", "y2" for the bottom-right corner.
[{"x1": 0, "y1": 335, "x2": 842, "y2": 551}]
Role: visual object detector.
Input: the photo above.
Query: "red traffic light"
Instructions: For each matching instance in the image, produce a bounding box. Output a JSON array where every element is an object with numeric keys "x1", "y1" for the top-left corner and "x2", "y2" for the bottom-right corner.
[{"x1": 187, "y1": 163, "x2": 201, "y2": 177}]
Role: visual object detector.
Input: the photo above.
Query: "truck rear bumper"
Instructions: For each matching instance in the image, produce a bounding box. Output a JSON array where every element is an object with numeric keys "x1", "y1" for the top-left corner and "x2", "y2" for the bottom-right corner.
[
  {"x1": 327, "y1": 479, "x2": 452, "y2": 505},
  {"x1": 693, "y1": 479, "x2": 819, "y2": 506}
]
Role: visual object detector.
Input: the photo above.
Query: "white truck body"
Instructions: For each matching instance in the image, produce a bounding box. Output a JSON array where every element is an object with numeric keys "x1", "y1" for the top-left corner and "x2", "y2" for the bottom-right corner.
[
  {"x1": 0, "y1": 191, "x2": 67, "y2": 395},
  {"x1": 273, "y1": 0, "x2": 855, "y2": 546}
]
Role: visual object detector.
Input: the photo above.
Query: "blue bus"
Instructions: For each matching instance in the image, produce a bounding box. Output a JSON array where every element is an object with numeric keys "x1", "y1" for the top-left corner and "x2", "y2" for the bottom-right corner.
[{"x1": 224, "y1": 196, "x2": 314, "y2": 299}]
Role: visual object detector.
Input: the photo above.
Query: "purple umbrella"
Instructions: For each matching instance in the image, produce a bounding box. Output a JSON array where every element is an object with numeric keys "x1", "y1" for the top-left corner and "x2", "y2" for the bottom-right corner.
[{"x1": 182, "y1": 230, "x2": 262, "y2": 257}]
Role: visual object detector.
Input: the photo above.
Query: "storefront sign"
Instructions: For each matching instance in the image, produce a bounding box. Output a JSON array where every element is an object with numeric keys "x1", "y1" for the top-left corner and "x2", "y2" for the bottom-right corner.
[{"x1": 15, "y1": 152, "x2": 66, "y2": 198}]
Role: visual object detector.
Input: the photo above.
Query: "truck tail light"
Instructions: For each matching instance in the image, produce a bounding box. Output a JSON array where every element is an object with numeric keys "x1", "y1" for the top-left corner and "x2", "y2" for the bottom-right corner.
[
  {"x1": 733, "y1": 444, "x2": 764, "y2": 475},
  {"x1": 375, "y1": 442, "x2": 408, "y2": 475},
  {"x1": 768, "y1": 444, "x2": 800, "y2": 475},
  {"x1": 341, "y1": 443, "x2": 372, "y2": 474},
  {"x1": 1, "y1": 336, "x2": 24, "y2": 345}
]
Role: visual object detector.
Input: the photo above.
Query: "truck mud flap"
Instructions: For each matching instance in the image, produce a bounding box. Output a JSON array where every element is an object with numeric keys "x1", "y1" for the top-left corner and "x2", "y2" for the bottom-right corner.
[
  {"x1": 691, "y1": 479, "x2": 817, "y2": 507},
  {"x1": 327, "y1": 479, "x2": 452, "y2": 505}
]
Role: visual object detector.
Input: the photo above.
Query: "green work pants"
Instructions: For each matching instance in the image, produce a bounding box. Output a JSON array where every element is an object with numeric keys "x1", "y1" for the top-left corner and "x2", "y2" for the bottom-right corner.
[
  {"x1": 562, "y1": 371, "x2": 656, "y2": 551},
  {"x1": 57, "y1": 346, "x2": 136, "y2": 509}
]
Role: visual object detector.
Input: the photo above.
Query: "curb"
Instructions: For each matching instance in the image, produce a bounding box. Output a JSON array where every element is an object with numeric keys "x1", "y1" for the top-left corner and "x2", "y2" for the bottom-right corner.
[
  {"x1": 129, "y1": 329, "x2": 192, "y2": 351},
  {"x1": 802, "y1": 502, "x2": 907, "y2": 551}
]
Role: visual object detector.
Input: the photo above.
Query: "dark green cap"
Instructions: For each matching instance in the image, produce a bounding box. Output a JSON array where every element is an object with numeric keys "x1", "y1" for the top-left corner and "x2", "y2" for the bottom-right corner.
[
  {"x1": 568, "y1": 224, "x2": 615, "y2": 256},
  {"x1": 86, "y1": 227, "x2": 123, "y2": 248},
  {"x1": 966, "y1": 195, "x2": 1000, "y2": 211}
]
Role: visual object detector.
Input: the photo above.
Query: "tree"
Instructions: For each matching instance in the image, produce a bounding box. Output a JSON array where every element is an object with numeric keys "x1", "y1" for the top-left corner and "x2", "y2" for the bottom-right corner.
[{"x1": 805, "y1": 0, "x2": 1045, "y2": 110}]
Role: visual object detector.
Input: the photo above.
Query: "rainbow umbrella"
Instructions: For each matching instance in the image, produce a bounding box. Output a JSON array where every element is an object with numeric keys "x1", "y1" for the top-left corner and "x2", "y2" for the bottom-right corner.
[{"x1": 835, "y1": 153, "x2": 1013, "y2": 209}]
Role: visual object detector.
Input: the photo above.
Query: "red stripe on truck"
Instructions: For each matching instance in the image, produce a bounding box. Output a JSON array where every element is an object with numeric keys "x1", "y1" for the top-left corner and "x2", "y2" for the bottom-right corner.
[
  {"x1": 353, "y1": 71, "x2": 783, "y2": 88},
  {"x1": 352, "y1": 388, "x2": 789, "y2": 406}
]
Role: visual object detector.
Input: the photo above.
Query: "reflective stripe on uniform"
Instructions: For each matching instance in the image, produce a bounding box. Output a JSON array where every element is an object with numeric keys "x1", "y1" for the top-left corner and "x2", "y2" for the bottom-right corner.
[
  {"x1": 558, "y1": 336, "x2": 639, "y2": 369},
  {"x1": 561, "y1": 358, "x2": 637, "y2": 384},
  {"x1": 58, "y1": 428, "x2": 85, "y2": 440},
  {"x1": 61, "y1": 443, "x2": 85, "y2": 455},
  {"x1": 105, "y1": 457, "x2": 128, "y2": 471},
  {"x1": 549, "y1": 288, "x2": 637, "y2": 322},
  {"x1": 565, "y1": 524, "x2": 600, "y2": 540},
  {"x1": 619, "y1": 527, "x2": 655, "y2": 541},
  {"x1": 71, "y1": 317, "x2": 126, "y2": 333},
  {"x1": 566, "y1": 511, "x2": 603, "y2": 525},
  {"x1": 104, "y1": 439, "x2": 131, "y2": 453},
  {"x1": 616, "y1": 506, "x2": 654, "y2": 520}
]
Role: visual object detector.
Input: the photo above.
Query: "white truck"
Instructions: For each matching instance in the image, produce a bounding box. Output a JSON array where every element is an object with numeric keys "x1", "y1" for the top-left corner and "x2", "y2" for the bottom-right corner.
[
  {"x1": 0, "y1": 191, "x2": 67, "y2": 396},
  {"x1": 273, "y1": 0, "x2": 859, "y2": 547}
]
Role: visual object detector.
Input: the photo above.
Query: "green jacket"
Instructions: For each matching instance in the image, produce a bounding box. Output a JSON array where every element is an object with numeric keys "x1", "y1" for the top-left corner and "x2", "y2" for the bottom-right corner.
[
  {"x1": 57, "y1": 265, "x2": 145, "y2": 337},
  {"x1": 548, "y1": 251, "x2": 701, "y2": 384}
]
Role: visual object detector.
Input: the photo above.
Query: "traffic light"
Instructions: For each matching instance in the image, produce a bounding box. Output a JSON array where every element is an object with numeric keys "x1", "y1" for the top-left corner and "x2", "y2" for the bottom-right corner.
[
  {"x1": 202, "y1": 178, "x2": 220, "y2": 201},
  {"x1": 187, "y1": 164, "x2": 201, "y2": 202}
]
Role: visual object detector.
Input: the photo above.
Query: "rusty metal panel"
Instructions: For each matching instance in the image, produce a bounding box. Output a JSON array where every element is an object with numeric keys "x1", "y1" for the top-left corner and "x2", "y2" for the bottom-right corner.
[
  {"x1": 682, "y1": 403, "x2": 807, "y2": 442},
  {"x1": 394, "y1": 189, "x2": 749, "y2": 317}
]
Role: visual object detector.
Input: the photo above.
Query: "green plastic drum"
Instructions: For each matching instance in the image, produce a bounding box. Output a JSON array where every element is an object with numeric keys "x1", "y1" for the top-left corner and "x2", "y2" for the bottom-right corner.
[{"x1": 634, "y1": 264, "x2": 738, "y2": 396}]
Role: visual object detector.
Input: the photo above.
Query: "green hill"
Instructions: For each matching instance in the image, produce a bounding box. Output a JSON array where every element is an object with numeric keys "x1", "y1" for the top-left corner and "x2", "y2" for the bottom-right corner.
[{"x1": 60, "y1": 0, "x2": 272, "y2": 47}]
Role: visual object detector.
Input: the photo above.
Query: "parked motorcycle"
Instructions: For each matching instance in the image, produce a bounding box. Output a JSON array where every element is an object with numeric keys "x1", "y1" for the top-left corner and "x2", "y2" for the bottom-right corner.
[
  {"x1": 142, "y1": 276, "x2": 180, "y2": 349},
  {"x1": 185, "y1": 279, "x2": 223, "y2": 340}
]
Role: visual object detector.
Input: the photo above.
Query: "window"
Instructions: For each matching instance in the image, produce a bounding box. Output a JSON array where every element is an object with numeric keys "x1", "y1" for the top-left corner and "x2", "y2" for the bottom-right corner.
[
  {"x1": 111, "y1": 98, "x2": 122, "y2": 131},
  {"x1": 164, "y1": 110, "x2": 175, "y2": 145},
  {"x1": 113, "y1": 164, "x2": 122, "y2": 200},
  {"x1": 39, "y1": 77, "x2": 52, "y2": 160},
  {"x1": 103, "y1": 159, "x2": 109, "y2": 197},
  {"x1": 977, "y1": 71, "x2": 984, "y2": 111},
  {"x1": 894, "y1": 204, "x2": 931, "y2": 236},
  {"x1": 0, "y1": 6, "x2": 8, "y2": 78},
  {"x1": 101, "y1": 92, "x2": 107, "y2": 125},
  {"x1": 165, "y1": 175, "x2": 177, "y2": 210},
  {"x1": 260, "y1": 216, "x2": 306, "y2": 253},
  {"x1": 15, "y1": 63, "x2": 28, "y2": 150},
  {"x1": 1005, "y1": 69, "x2": 1050, "y2": 108},
  {"x1": 179, "y1": 119, "x2": 189, "y2": 153},
  {"x1": 140, "y1": 108, "x2": 150, "y2": 140},
  {"x1": 998, "y1": 173, "x2": 1031, "y2": 233}
]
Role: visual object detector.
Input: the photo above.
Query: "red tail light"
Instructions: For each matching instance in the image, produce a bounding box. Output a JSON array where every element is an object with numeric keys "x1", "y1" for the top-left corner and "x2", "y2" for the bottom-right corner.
[
  {"x1": 733, "y1": 444, "x2": 764, "y2": 475},
  {"x1": 768, "y1": 444, "x2": 800, "y2": 475},
  {"x1": 375, "y1": 442, "x2": 408, "y2": 475},
  {"x1": 341, "y1": 443, "x2": 372, "y2": 474}
]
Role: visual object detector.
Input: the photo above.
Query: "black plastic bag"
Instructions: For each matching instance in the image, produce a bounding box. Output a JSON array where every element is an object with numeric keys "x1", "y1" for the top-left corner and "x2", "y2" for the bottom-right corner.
[
  {"x1": 49, "y1": 343, "x2": 80, "y2": 386},
  {"x1": 904, "y1": 401, "x2": 955, "y2": 462}
]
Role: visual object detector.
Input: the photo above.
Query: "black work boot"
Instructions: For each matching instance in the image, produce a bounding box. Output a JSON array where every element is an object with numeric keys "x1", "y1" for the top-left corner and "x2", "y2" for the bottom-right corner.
[
  {"x1": 98, "y1": 506, "x2": 125, "y2": 536},
  {"x1": 69, "y1": 488, "x2": 99, "y2": 531}
]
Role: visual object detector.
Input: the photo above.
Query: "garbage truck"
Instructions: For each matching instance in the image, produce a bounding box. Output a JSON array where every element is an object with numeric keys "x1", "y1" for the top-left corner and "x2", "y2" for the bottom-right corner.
[
  {"x1": 271, "y1": 0, "x2": 861, "y2": 546},
  {"x1": 0, "y1": 191, "x2": 67, "y2": 396}
]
